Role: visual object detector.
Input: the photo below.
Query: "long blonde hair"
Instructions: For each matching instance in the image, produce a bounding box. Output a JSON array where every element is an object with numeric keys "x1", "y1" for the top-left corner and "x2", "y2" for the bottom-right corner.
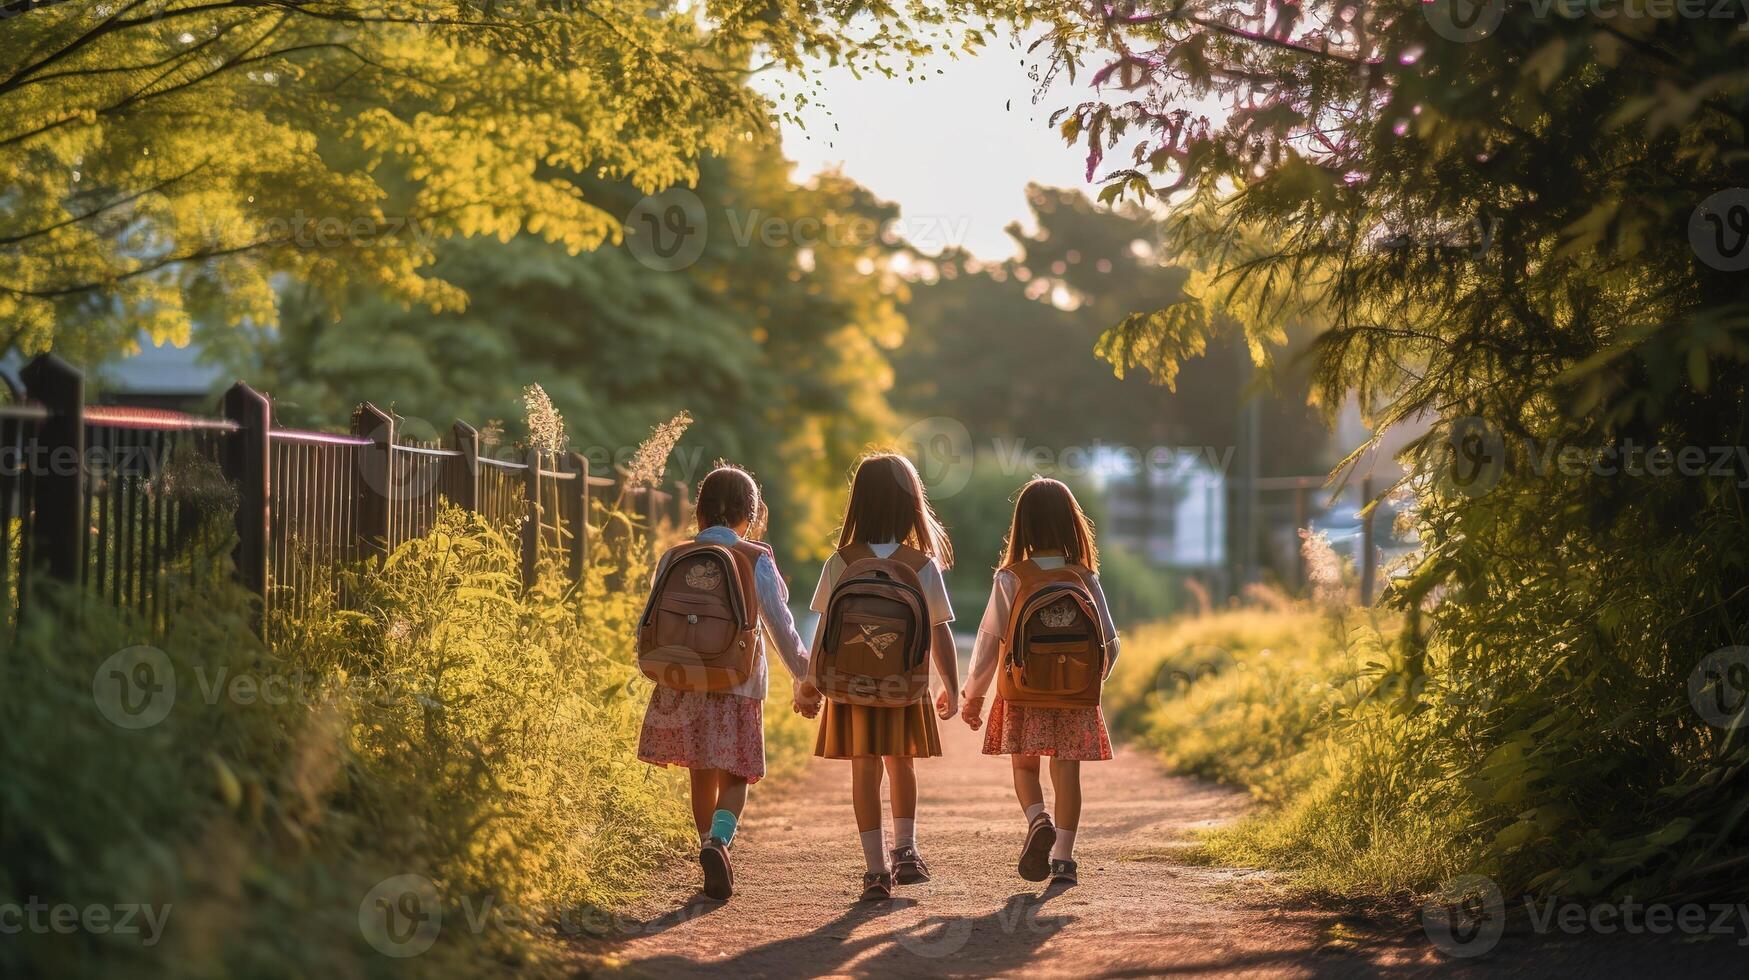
[{"x1": 836, "y1": 453, "x2": 954, "y2": 568}]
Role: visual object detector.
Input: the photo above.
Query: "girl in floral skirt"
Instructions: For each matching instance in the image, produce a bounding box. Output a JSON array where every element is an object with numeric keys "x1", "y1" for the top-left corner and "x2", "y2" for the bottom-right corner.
[
  {"x1": 637, "y1": 465, "x2": 821, "y2": 900},
  {"x1": 962, "y1": 478, "x2": 1119, "y2": 886}
]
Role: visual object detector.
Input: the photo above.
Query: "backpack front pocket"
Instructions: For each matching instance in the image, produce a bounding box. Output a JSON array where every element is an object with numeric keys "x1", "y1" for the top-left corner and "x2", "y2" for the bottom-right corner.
[
  {"x1": 833, "y1": 610, "x2": 912, "y2": 679},
  {"x1": 655, "y1": 593, "x2": 737, "y2": 656}
]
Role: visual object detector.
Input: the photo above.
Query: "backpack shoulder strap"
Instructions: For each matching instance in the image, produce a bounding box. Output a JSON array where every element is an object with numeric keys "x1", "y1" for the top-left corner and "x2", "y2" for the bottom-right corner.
[
  {"x1": 839, "y1": 541, "x2": 876, "y2": 564},
  {"x1": 889, "y1": 544, "x2": 931, "y2": 573}
]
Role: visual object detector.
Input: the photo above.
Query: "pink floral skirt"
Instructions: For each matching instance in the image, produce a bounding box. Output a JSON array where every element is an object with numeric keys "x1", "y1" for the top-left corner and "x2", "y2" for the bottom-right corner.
[
  {"x1": 637, "y1": 687, "x2": 767, "y2": 783},
  {"x1": 982, "y1": 697, "x2": 1113, "y2": 761}
]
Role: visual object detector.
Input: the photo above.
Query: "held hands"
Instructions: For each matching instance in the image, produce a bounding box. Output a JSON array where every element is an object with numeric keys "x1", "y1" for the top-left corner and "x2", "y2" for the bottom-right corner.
[
  {"x1": 792, "y1": 678, "x2": 822, "y2": 719},
  {"x1": 935, "y1": 686, "x2": 959, "y2": 721},
  {"x1": 961, "y1": 695, "x2": 984, "y2": 731}
]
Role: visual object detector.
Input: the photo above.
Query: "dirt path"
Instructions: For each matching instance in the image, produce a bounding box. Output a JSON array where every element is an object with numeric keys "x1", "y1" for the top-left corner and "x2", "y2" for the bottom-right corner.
[{"x1": 585, "y1": 718, "x2": 1747, "y2": 978}]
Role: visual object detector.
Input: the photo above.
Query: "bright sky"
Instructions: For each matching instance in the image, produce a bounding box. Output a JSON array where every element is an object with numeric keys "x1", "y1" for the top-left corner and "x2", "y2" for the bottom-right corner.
[{"x1": 761, "y1": 42, "x2": 1098, "y2": 261}]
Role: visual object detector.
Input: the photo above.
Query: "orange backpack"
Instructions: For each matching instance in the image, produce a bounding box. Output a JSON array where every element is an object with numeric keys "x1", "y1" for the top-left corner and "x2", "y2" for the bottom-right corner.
[
  {"x1": 809, "y1": 543, "x2": 933, "y2": 706},
  {"x1": 637, "y1": 538, "x2": 766, "y2": 691},
  {"x1": 996, "y1": 560, "x2": 1110, "y2": 709}
]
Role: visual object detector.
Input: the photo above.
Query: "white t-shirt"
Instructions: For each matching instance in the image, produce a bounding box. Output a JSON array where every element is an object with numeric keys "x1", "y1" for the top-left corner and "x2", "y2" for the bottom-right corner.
[{"x1": 808, "y1": 542, "x2": 955, "y2": 627}]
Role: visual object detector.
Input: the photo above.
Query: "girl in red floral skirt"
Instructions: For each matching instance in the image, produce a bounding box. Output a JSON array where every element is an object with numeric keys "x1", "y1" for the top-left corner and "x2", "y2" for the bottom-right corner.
[
  {"x1": 637, "y1": 465, "x2": 821, "y2": 900},
  {"x1": 961, "y1": 478, "x2": 1119, "y2": 886}
]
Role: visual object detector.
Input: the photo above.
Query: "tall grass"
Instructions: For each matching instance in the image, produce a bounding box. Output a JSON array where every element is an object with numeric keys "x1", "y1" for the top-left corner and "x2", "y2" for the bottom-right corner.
[
  {"x1": 1106, "y1": 607, "x2": 1474, "y2": 900},
  {"x1": 0, "y1": 507, "x2": 807, "y2": 977}
]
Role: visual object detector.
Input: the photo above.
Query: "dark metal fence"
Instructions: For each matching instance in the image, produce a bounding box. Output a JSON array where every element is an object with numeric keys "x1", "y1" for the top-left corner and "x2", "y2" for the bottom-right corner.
[{"x1": 0, "y1": 354, "x2": 685, "y2": 638}]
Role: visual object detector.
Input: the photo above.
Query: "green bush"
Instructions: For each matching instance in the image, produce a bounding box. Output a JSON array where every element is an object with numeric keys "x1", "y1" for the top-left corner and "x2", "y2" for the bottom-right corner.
[{"x1": 1, "y1": 508, "x2": 807, "y2": 978}]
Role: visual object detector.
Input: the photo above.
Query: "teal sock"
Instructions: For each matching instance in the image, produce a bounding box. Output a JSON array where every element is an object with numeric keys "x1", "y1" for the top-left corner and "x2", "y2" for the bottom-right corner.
[{"x1": 709, "y1": 809, "x2": 738, "y2": 845}]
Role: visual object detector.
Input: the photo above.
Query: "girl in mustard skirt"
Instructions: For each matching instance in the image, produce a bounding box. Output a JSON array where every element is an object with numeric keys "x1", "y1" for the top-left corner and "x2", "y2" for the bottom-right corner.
[{"x1": 808, "y1": 454, "x2": 960, "y2": 900}]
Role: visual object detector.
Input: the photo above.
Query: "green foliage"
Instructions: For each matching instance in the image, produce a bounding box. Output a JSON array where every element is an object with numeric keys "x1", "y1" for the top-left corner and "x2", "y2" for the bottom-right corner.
[
  {"x1": 0, "y1": 0, "x2": 976, "y2": 359},
  {"x1": 896, "y1": 185, "x2": 1328, "y2": 474},
  {"x1": 211, "y1": 137, "x2": 905, "y2": 569},
  {"x1": 0, "y1": 508, "x2": 806, "y2": 976},
  {"x1": 980, "y1": 0, "x2": 1749, "y2": 902}
]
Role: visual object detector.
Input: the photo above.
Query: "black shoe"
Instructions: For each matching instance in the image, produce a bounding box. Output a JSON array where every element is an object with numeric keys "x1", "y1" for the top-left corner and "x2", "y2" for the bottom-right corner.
[
  {"x1": 891, "y1": 845, "x2": 931, "y2": 884},
  {"x1": 1018, "y1": 812, "x2": 1057, "y2": 882},
  {"x1": 859, "y1": 870, "x2": 895, "y2": 901},
  {"x1": 1049, "y1": 858, "x2": 1079, "y2": 885},
  {"x1": 700, "y1": 837, "x2": 733, "y2": 900}
]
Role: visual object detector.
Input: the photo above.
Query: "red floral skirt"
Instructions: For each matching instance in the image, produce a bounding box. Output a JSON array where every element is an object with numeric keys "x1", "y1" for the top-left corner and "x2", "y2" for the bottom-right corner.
[
  {"x1": 637, "y1": 687, "x2": 767, "y2": 783},
  {"x1": 982, "y1": 697, "x2": 1113, "y2": 761}
]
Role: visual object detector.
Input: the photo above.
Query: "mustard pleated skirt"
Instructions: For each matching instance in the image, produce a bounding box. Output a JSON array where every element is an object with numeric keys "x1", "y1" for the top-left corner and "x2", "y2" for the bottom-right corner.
[{"x1": 813, "y1": 699, "x2": 943, "y2": 759}]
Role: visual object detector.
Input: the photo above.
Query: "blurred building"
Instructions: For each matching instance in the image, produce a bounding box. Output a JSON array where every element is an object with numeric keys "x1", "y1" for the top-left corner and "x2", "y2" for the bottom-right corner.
[{"x1": 1096, "y1": 448, "x2": 1226, "y2": 570}]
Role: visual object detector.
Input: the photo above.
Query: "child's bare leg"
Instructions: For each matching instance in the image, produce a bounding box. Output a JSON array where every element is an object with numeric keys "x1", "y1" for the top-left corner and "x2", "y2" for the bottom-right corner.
[
  {"x1": 1011, "y1": 754, "x2": 1046, "y2": 817},
  {"x1": 851, "y1": 756, "x2": 888, "y2": 872},
  {"x1": 689, "y1": 768, "x2": 720, "y2": 838},
  {"x1": 1048, "y1": 757, "x2": 1083, "y2": 863},
  {"x1": 716, "y1": 772, "x2": 750, "y2": 819},
  {"x1": 883, "y1": 756, "x2": 917, "y2": 820},
  {"x1": 1048, "y1": 758, "x2": 1082, "y2": 831},
  {"x1": 884, "y1": 755, "x2": 919, "y2": 855}
]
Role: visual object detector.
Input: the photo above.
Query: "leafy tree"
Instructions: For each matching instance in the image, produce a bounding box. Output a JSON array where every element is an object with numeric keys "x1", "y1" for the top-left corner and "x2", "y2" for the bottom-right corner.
[
  {"x1": 975, "y1": 0, "x2": 1749, "y2": 897},
  {"x1": 210, "y1": 136, "x2": 908, "y2": 567},
  {"x1": 0, "y1": 0, "x2": 969, "y2": 360},
  {"x1": 896, "y1": 184, "x2": 1326, "y2": 473}
]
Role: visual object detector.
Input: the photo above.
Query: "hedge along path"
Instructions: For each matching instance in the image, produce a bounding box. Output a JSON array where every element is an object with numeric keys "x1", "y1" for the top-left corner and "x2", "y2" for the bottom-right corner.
[{"x1": 584, "y1": 713, "x2": 1749, "y2": 978}]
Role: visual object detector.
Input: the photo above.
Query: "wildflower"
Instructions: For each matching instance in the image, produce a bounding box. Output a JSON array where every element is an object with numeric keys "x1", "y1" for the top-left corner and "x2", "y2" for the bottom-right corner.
[
  {"x1": 522, "y1": 384, "x2": 566, "y2": 455},
  {"x1": 1300, "y1": 528, "x2": 1349, "y2": 608},
  {"x1": 623, "y1": 411, "x2": 693, "y2": 491}
]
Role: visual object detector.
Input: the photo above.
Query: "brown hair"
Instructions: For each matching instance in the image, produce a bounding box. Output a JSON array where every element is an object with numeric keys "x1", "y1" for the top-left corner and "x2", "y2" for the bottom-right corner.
[
  {"x1": 836, "y1": 453, "x2": 954, "y2": 568},
  {"x1": 1000, "y1": 478, "x2": 1098, "y2": 571},
  {"x1": 694, "y1": 464, "x2": 762, "y2": 535}
]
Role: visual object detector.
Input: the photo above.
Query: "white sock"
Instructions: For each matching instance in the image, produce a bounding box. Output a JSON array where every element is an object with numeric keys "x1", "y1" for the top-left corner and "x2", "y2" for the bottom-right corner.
[
  {"x1": 699, "y1": 831, "x2": 712, "y2": 847},
  {"x1": 894, "y1": 818, "x2": 916, "y2": 850},
  {"x1": 859, "y1": 828, "x2": 887, "y2": 873},
  {"x1": 1051, "y1": 829, "x2": 1077, "y2": 861},
  {"x1": 1023, "y1": 802, "x2": 1047, "y2": 825}
]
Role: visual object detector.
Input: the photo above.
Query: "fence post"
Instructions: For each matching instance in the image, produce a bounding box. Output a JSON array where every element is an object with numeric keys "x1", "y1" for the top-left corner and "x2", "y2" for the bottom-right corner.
[
  {"x1": 221, "y1": 383, "x2": 270, "y2": 604},
  {"x1": 21, "y1": 354, "x2": 84, "y2": 585},
  {"x1": 352, "y1": 403, "x2": 393, "y2": 558},
  {"x1": 568, "y1": 452, "x2": 590, "y2": 580},
  {"x1": 522, "y1": 450, "x2": 541, "y2": 589},
  {"x1": 674, "y1": 479, "x2": 692, "y2": 532},
  {"x1": 1360, "y1": 475, "x2": 1377, "y2": 605},
  {"x1": 1293, "y1": 483, "x2": 1309, "y2": 592},
  {"x1": 449, "y1": 420, "x2": 479, "y2": 512}
]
